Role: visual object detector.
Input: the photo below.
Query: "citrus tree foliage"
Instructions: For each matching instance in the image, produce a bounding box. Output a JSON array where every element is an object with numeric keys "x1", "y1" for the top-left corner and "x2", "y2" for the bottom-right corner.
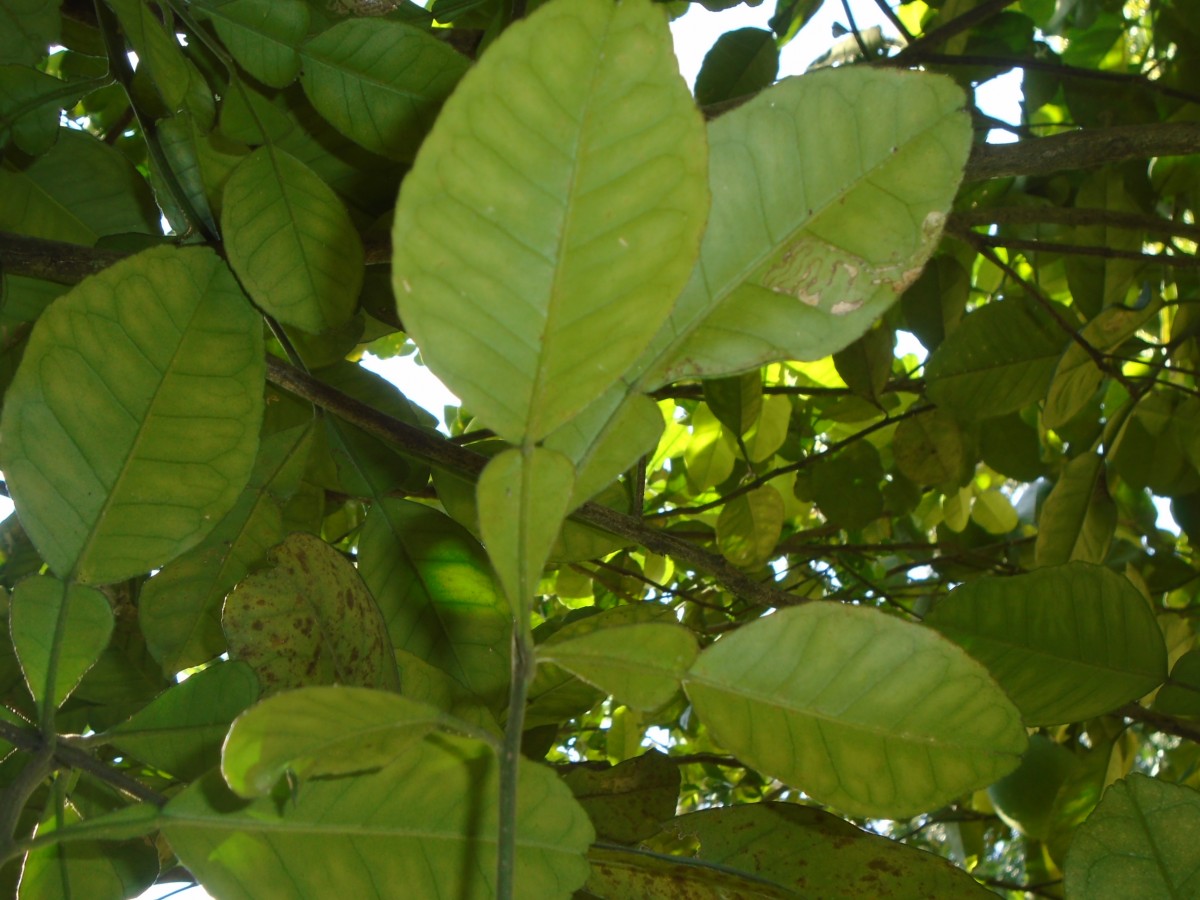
[{"x1": 1, "y1": 0, "x2": 1199, "y2": 896}]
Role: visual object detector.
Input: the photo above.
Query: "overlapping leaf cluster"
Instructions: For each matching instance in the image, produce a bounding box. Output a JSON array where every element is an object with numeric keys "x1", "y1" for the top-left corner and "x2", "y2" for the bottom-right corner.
[{"x1": 1, "y1": 0, "x2": 1199, "y2": 897}]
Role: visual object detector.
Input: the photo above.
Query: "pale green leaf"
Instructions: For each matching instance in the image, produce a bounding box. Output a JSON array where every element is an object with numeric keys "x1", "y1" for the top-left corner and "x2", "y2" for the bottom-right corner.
[
  {"x1": 222, "y1": 685, "x2": 456, "y2": 797},
  {"x1": 925, "y1": 297, "x2": 1067, "y2": 420},
  {"x1": 651, "y1": 802, "x2": 992, "y2": 897},
  {"x1": 138, "y1": 422, "x2": 313, "y2": 673},
  {"x1": 0, "y1": 0, "x2": 59, "y2": 66},
  {"x1": 694, "y1": 27, "x2": 779, "y2": 107},
  {"x1": 684, "y1": 604, "x2": 1027, "y2": 818},
  {"x1": 683, "y1": 403, "x2": 736, "y2": 491},
  {"x1": 299, "y1": 18, "x2": 468, "y2": 160},
  {"x1": 1065, "y1": 774, "x2": 1200, "y2": 899},
  {"x1": 0, "y1": 246, "x2": 265, "y2": 583},
  {"x1": 222, "y1": 146, "x2": 364, "y2": 334},
  {"x1": 743, "y1": 393, "x2": 791, "y2": 463},
  {"x1": 358, "y1": 499, "x2": 511, "y2": 707},
  {"x1": 971, "y1": 490, "x2": 1018, "y2": 535},
  {"x1": 105, "y1": 661, "x2": 260, "y2": 781},
  {"x1": 538, "y1": 623, "x2": 698, "y2": 711},
  {"x1": 392, "y1": 0, "x2": 708, "y2": 443},
  {"x1": 1035, "y1": 452, "x2": 1115, "y2": 567},
  {"x1": 477, "y1": 447, "x2": 575, "y2": 613},
  {"x1": 654, "y1": 68, "x2": 970, "y2": 383},
  {"x1": 716, "y1": 485, "x2": 784, "y2": 568},
  {"x1": 10, "y1": 575, "x2": 113, "y2": 710},
  {"x1": 222, "y1": 532, "x2": 401, "y2": 694},
  {"x1": 925, "y1": 563, "x2": 1167, "y2": 725},
  {"x1": 164, "y1": 737, "x2": 594, "y2": 899},
  {"x1": 562, "y1": 751, "x2": 679, "y2": 845},
  {"x1": 193, "y1": 0, "x2": 309, "y2": 88}
]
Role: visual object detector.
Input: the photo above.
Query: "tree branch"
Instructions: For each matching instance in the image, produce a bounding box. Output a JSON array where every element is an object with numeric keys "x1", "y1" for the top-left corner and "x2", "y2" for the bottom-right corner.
[
  {"x1": 1118, "y1": 703, "x2": 1200, "y2": 744},
  {"x1": 893, "y1": 0, "x2": 1014, "y2": 60},
  {"x1": 950, "y1": 207, "x2": 1200, "y2": 242},
  {"x1": 952, "y1": 228, "x2": 1200, "y2": 267}
]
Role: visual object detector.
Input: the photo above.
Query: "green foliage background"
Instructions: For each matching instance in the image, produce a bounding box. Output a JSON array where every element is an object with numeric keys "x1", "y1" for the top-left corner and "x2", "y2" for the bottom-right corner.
[{"x1": 1, "y1": 0, "x2": 1199, "y2": 897}]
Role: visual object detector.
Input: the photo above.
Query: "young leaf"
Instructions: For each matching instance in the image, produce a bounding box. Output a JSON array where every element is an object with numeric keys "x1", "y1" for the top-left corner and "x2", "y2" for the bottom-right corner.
[
  {"x1": 392, "y1": 0, "x2": 709, "y2": 443},
  {"x1": 537, "y1": 623, "x2": 698, "y2": 711},
  {"x1": 684, "y1": 603, "x2": 1027, "y2": 818},
  {"x1": 357, "y1": 499, "x2": 511, "y2": 707},
  {"x1": 299, "y1": 18, "x2": 469, "y2": 160},
  {"x1": 222, "y1": 146, "x2": 364, "y2": 335},
  {"x1": 222, "y1": 532, "x2": 401, "y2": 694},
  {"x1": 222, "y1": 685, "x2": 455, "y2": 797},
  {"x1": 165, "y1": 738, "x2": 594, "y2": 899},
  {"x1": 0, "y1": 246, "x2": 264, "y2": 583},
  {"x1": 925, "y1": 562, "x2": 1167, "y2": 725},
  {"x1": 1065, "y1": 774, "x2": 1200, "y2": 899},
  {"x1": 10, "y1": 575, "x2": 113, "y2": 711}
]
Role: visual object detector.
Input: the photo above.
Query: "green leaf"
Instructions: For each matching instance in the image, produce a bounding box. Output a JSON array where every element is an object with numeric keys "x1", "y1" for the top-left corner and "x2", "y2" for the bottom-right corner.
[
  {"x1": 105, "y1": 661, "x2": 260, "y2": 781},
  {"x1": 138, "y1": 422, "x2": 314, "y2": 673},
  {"x1": 811, "y1": 441, "x2": 883, "y2": 530},
  {"x1": 193, "y1": 0, "x2": 309, "y2": 88},
  {"x1": 1035, "y1": 452, "x2": 1116, "y2": 567},
  {"x1": 299, "y1": 18, "x2": 468, "y2": 161},
  {"x1": 925, "y1": 563, "x2": 1167, "y2": 725},
  {"x1": 393, "y1": 649, "x2": 501, "y2": 737},
  {"x1": 0, "y1": 246, "x2": 264, "y2": 583},
  {"x1": 222, "y1": 146, "x2": 364, "y2": 335},
  {"x1": 222, "y1": 532, "x2": 401, "y2": 694},
  {"x1": 357, "y1": 499, "x2": 511, "y2": 707},
  {"x1": 0, "y1": 0, "x2": 59, "y2": 66},
  {"x1": 925, "y1": 297, "x2": 1067, "y2": 420},
  {"x1": 743, "y1": 393, "x2": 791, "y2": 464},
  {"x1": 716, "y1": 484, "x2": 784, "y2": 569},
  {"x1": 703, "y1": 372, "x2": 762, "y2": 438},
  {"x1": 971, "y1": 490, "x2": 1018, "y2": 535},
  {"x1": 833, "y1": 324, "x2": 893, "y2": 401},
  {"x1": 684, "y1": 604, "x2": 1027, "y2": 818},
  {"x1": 10, "y1": 575, "x2": 113, "y2": 711},
  {"x1": 1065, "y1": 774, "x2": 1200, "y2": 899},
  {"x1": 477, "y1": 447, "x2": 575, "y2": 613},
  {"x1": 892, "y1": 408, "x2": 965, "y2": 486},
  {"x1": 0, "y1": 65, "x2": 77, "y2": 155},
  {"x1": 222, "y1": 685, "x2": 456, "y2": 797},
  {"x1": 392, "y1": 0, "x2": 708, "y2": 443},
  {"x1": 1155, "y1": 649, "x2": 1200, "y2": 718},
  {"x1": 683, "y1": 403, "x2": 736, "y2": 492},
  {"x1": 654, "y1": 68, "x2": 970, "y2": 384},
  {"x1": 561, "y1": 751, "x2": 679, "y2": 845},
  {"x1": 987, "y1": 734, "x2": 1079, "y2": 839},
  {"x1": 164, "y1": 737, "x2": 594, "y2": 899},
  {"x1": 537, "y1": 623, "x2": 698, "y2": 711},
  {"x1": 693, "y1": 27, "x2": 779, "y2": 107},
  {"x1": 583, "y1": 846, "x2": 794, "y2": 899},
  {"x1": 653, "y1": 802, "x2": 993, "y2": 897},
  {"x1": 106, "y1": 0, "x2": 193, "y2": 110}
]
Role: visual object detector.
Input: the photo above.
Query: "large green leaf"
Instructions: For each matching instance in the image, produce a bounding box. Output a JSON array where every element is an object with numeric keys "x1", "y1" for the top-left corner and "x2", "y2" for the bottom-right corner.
[
  {"x1": 0, "y1": 0, "x2": 59, "y2": 67},
  {"x1": 392, "y1": 0, "x2": 708, "y2": 443},
  {"x1": 357, "y1": 499, "x2": 511, "y2": 707},
  {"x1": 1034, "y1": 452, "x2": 1116, "y2": 567},
  {"x1": 925, "y1": 296, "x2": 1067, "y2": 420},
  {"x1": 925, "y1": 563, "x2": 1167, "y2": 725},
  {"x1": 222, "y1": 532, "x2": 401, "y2": 694},
  {"x1": 10, "y1": 575, "x2": 113, "y2": 711},
  {"x1": 222, "y1": 146, "x2": 363, "y2": 335},
  {"x1": 683, "y1": 604, "x2": 1026, "y2": 818},
  {"x1": 138, "y1": 422, "x2": 313, "y2": 673},
  {"x1": 653, "y1": 68, "x2": 970, "y2": 384},
  {"x1": 562, "y1": 751, "x2": 679, "y2": 844},
  {"x1": 649, "y1": 802, "x2": 991, "y2": 897},
  {"x1": 0, "y1": 246, "x2": 265, "y2": 583},
  {"x1": 164, "y1": 736, "x2": 593, "y2": 898},
  {"x1": 106, "y1": 0, "x2": 193, "y2": 110},
  {"x1": 299, "y1": 18, "x2": 468, "y2": 161},
  {"x1": 537, "y1": 623, "x2": 698, "y2": 711},
  {"x1": 193, "y1": 0, "x2": 309, "y2": 88},
  {"x1": 1064, "y1": 774, "x2": 1200, "y2": 899},
  {"x1": 0, "y1": 65, "x2": 78, "y2": 156},
  {"x1": 693, "y1": 27, "x2": 779, "y2": 107},
  {"x1": 104, "y1": 661, "x2": 259, "y2": 781},
  {"x1": 716, "y1": 484, "x2": 784, "y2": 569}
]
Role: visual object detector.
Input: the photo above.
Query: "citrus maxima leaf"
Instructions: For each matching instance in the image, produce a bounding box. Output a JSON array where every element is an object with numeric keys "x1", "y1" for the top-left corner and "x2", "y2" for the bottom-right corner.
[
  {"x1": 1035, "y1": 452, "x2": 1115, "y2": 567},
  {"x1": 10, "y1": 575, "x2": 113, "y2": 710},
  {"x1": 222, "y1": 146, "x2": 363, "y2": 335},
  {"x1": 222, "y1": 533, "x2": 401, "y2": 694},
  {"x1": 392, "y1": 0, "x2": 708, "y2": 444},
  {"x1": 892, "y1": 408, "x2": 964, "y2": 486},
  {"x1": 299, "y1": 18, "x2": 468, "y2": 161},
  {"x1": 537, "y1": 623, "x2": 698, "y2": 711},
  {"x1": 477, "y1": 447, "x2": 575, "y2": 614},
  {"x1": 683, "y1": 604, "x2": 1027, "y2": 818},
  {"x1": 357, "y1": 499, "x2": 511, "y2": 707},
  {"x1": 222, "y1": 685, "x2": 456, "y2": 797},
  {"x1": 193, "y1": 0, "x2": 309, "y2": 89},
  {"x1": 164, "y1": 736, "x2": 594, "y2": 899},
  {"x1": 0, "y1": 0, "x2": 59, "y2": 68},
  {"x1": 0, "y1": 246, "x2": 265, "y2": 584},
  {"x1": 924, "y1": 562, "x2": 1167, "y2": 725},
  {"x1": 716, "y1": 484, "x2": 784, "y2": 569},
  {"x1": 1064, "y1": 774, "x2": 1200, "y2": 899},
  {"x1": 653, "y1": 68, "x2": 970, "y2": 384}
]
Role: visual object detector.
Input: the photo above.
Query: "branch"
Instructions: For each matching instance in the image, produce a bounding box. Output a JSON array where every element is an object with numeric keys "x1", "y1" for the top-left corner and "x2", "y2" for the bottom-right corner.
[
  {"x1": 950, "y1": 207, "x2": 1200, "y2": 242},
  {"x1": 0, "y1": 230, "x2": 129, "y2": 284},
  {"x1": 964, "y1": 122, "x2": 1200, "y2": 182},
  {"x1": 1118, "y1": 703, "x2": 1200, "y2": 744},
  {"x1": 264, "y1": 357, "x2": 804, "y2": 612},
  {"x1": 893, "y1": 0, "x2": 1014, "y2": 60},
  {"x1": 952, "y1": 228, "x2": 1200, "y2": 268}
]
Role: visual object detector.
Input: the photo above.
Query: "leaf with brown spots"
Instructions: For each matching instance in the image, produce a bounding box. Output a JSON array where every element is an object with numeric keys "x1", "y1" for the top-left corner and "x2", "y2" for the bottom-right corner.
[{"x1": 222, "y1": 532, "x2": 400, "y2": 694}]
